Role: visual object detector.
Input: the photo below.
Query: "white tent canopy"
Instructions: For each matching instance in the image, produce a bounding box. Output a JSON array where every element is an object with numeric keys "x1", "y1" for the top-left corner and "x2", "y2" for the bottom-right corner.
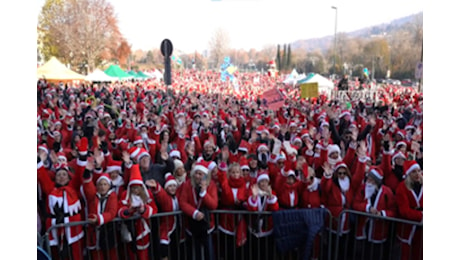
[
  {"x1": 85, "y1": 69, "x2": 117, "y2": 82},
  {"x1": 283, "y1": 69, "x2": 304, "y2": 85}
]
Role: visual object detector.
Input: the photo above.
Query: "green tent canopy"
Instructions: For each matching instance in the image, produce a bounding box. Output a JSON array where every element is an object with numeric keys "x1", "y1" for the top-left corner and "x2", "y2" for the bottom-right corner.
[
  {"x1": 296, "y1": 72, "x2": 316, "y2": 84},
  {"x1": 136, "y1": 71, "x2": 151, "y2": 79},
  {"x1": 127, "y1": 71, "x2": 139, "y2": 78},
  {"x1": 104, "y1": 65, "x2": 132, "y2": 79}
]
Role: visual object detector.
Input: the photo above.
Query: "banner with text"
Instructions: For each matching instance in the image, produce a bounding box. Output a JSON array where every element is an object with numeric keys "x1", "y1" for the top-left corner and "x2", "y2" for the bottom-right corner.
[
  {"x1": 262, "y1": 87, "x2": 285, "y2": 111},
  {"x1": 300, "y1": 82, "x2": 319, "y2": 99}
]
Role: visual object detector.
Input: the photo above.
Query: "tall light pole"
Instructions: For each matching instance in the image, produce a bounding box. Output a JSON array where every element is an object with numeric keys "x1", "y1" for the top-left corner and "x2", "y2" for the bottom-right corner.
[{"x1": 332, "y1": 6, "x2": 338, "y2": 78}]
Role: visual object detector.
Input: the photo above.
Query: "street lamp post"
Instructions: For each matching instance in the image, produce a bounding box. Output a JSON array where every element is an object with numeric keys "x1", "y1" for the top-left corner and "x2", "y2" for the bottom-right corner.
[{"x1": 332, "y1": 6, "x2": 338, "y2": 79}]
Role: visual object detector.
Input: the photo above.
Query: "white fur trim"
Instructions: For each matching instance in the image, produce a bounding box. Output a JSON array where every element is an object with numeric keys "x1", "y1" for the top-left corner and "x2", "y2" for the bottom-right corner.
[
  {"x1": 133, "y1": 139, "x2": 143, "y2": 145},
  {"x1": 130, "y1": 148, "x2": 141, "y2": 159},
  {"x1": 98, "y1": 214, "x2": 104, "y2": 226},
  {"x1": 106, "y1": 165, "x2": 121, "y2": 173},
  {"x1": 208, "y1": 161, "x2": 217, "y2": 170},
  {"x1": 164, "y1": 179, "x2": 178, "y2": 188},
  {"x1": 248, "y1": 197, "x2": 258, "y2": 208},
  {"x1": 267, "y1": 195, "x2": 277, "y2": 204},
  {"x1": 406, "y1": 164, "x2": 420, "y2": 176},
  {"x1": 192, "y1": 165, "x2": 209, "y2": 175},
  {"x1": 169, "y1": 150, "x2": 181, "y2": 159},
  {"x1": 257, "y1": 174, "x2": 269, "y2": 183},
  {"x1": 77, "y1": 159, "x2": 87, "y2": 167},
  {"x1": 96, "y1": 175, "x2": 111, "y2": 185},
  {"x1": 192, "y1": 209, "x2": 200, "y2": 220},
  {"x1": 199, "y1": 190, "x2": 207, "y2": 198},
  {"x1": 241, "y1": 165, "x2": 250, "y2": 170},
  {"x1": 37, "y1": 161, "x2": 44, "y2": 169},
  {"x1": 369, "y1": 169, "x2": 383, "y2": 180},
  {"x1": 129, "y1": 179, "x2": 144, "y2": 186}
]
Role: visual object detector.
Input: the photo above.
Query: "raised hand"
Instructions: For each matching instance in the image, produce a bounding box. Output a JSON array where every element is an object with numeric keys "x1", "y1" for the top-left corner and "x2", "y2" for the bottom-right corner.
[
  {"x1": 122, "y1": 151, "x2": 131, "y2": 164},
  {"x1": 322, "y1": 162, "x2": 333, "y2": 178},
  {"x1": 145, "y1": 179, "x2": 157, "y2": 189},
  {"x1": 251, "y1": 184, "x2": 259, "y2": 198}
]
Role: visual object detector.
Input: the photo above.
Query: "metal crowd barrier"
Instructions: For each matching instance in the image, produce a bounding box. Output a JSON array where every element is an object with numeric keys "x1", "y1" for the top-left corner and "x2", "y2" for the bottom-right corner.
[
  {"x1": 39, "y1": 208, "x2": 423, "y2": 260},
  {"x1": 334, "y1": 209, "x2": 423, "y2": 260},
  {"x1": 40, "y1": 209, "x2": 335, "y2": 260},
  {"x1": 331, "y1": 90, "x2": 380, "y2": 103}
]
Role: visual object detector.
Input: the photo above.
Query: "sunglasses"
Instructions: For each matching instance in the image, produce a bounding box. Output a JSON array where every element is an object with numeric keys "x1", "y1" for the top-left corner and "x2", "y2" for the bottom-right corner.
[
  {"x1": 337, "y1": 171, "x2": 347, "y2": 176},
  {"x1": 242, "y1": 169, "x2": 250, "y2": 172}
]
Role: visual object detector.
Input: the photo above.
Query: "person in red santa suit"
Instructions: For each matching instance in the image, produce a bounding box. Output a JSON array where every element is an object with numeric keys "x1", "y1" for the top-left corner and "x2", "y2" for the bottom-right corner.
[
  {"x1": 179, "y1": 160, "x2": 218, "y2": 260},
  {"x1": 380, "y1": 134, "x2": 407, "y2": 193},
  {"x1": 352, "y1": 166, "x2": 397, "y2": 260},
  {"x1": 276, "y1": 168, "x2": 301, "y2": 209},
  {"x1": 215, "y1": 161, "x2": 249, "y2": 259},
  {"x1": 298, "y1": 166, "x2": 322, "y2": 260},
  {"x1": 37, "y1": 137, "x2": 89, "y2": 260},
  {"x1": 396, "y1": 160, "x2": 423, "y2": 260},
  {"x1": 247, "y1": 172, "x2": 279, "y2": 260},
  {"x1": 118, "y1": 164, "x2": 158, "y2": 260},
  {"x1": 145, "y1": 174, "x2": 183, "y2": 260},
  {"x1": 320, "y1": 161, "x2": 353, "y2": 258},
  {"x1": 82, "y1": 165, "x2": 118, "y2": 260}
]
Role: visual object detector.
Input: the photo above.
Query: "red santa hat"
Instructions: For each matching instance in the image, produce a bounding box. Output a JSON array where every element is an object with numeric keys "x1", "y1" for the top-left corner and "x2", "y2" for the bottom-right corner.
[
  {"x1": 133, "y1": 136, "x2": 144, "y2": 145},
  {"x1": 169, "y1": 149, "x2": 181, "y2": 159},
  {"x1": 333, "y1": 161, "x2": 348, "y2": 172},
  {"x1": 404, "y1": 160, "x2": 421, "y2": 178},
  {"x1": 257, "y1": 143, "x2": 269, "y2": 153},
  {"x1": 164, "y1": 173, "x2": 178, "y2": 188},
  {"x1": 291, "y1": 136, "x2": 302, "y2": 146},
  {"x1": 396, "y1": 141, "x2": 407, "y2": 149},
  {"x1": 129, "y1": 147, "x2": 150, "y2": 162},
  {"x1": 339, "y1": 110, "x2": 351, "y2": 119},
  {"x1": 238, "y1": 140, "x2": 250, "y2": 153},
  {"x1": 300, "y1": 129, "x2": 310, "y2": 140},
  {"x1": 395, "y1": 129, "x2": 406, "y2": 139},
  {"x1": 276, "y1": 152, "x2": 287, "y2": 163},
  {"x1": 257, "y1": 171, "x2": 270, "y2": 183},
  {"x1": 128, "y1": 164, "x2": 144, "y2": 186},
  {"x1": 96, "y1": 173, "x2": 112, "y2": 185},
  {"x1": 240, "y1": 158, "x2": 250, "y2": 170},
  {"x1": 367, "y1": 167, "x2": 384, "y2": 183},
  {"x1": 38, "y1": 144, "x2": 49, "y2": 154},
  {"x1": 56, "y1": 152, "x2": 67, "y2": 162},
  {"x1": 191, "y1": 160, "x2": 210, "y2": 176},
  {"x1": 106, "y1": 160, "x2": 122, "y2": 173},
  {"x1": 392, "y1": 151, "x2": 407, "y2": 165},
  {"x1": 256, "y1": 125, "x2": 269, "y2": 135}
]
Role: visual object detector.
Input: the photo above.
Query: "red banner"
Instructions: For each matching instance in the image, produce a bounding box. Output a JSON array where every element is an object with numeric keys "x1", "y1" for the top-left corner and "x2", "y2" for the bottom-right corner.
[{"x1": 262, "y1": 87, "x2": 285, "y2": 111}]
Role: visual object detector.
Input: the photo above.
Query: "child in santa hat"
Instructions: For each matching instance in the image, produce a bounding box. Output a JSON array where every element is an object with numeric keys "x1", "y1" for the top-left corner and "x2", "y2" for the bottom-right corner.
[
  {"x1": 146, "y1": 174, "x2": 183, "y2": 260},
  {"x1": 118, "y1": 164, "x2": 158, "y2": 260},
  {"x1": 82, "y1": 162, "x2": 118, "y2": 260}
]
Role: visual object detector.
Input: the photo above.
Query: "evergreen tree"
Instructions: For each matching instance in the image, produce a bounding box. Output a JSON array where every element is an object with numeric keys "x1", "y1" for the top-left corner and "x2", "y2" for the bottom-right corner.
[
  {"x1": 287, "y1": 44, "x2": 292, "y2": 70},
  {"x1": 282, "y1": 44, "x2": 287, "y2": 72},
  {"x1": 276, "y1": 44, "x2": 281, "y2": 71}
]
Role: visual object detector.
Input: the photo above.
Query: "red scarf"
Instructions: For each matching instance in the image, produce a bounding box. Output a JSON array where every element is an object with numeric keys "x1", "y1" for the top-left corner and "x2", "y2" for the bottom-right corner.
[{"x1": 228, "y1": 176, "x2": 245, "y2": 188}]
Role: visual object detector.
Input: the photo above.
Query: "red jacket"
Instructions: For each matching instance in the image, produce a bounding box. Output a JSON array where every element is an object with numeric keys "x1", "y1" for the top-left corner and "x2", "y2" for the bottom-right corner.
[
  {"x1": 352, "y1": 184, "x2": 397, "y2": 242},
  {"x1": 320, "y1": 175, "x2": 353, "y2": 234},
  {"x1": 395, "y1": 181, "x2": 423, "y2": 244},
  {"x1": 151, "y1": 185, "x2": 181, "y2": 245},
  {"x1": 246, "y1": 191, "x2": 279, "y2": 237},
  {"x1": 118, "y1": 188, "x2": 158, "y2": 250},
  {"x1": 216, "y1": 166, "x2": 248, "y2": 235},
  {"x1": 37, "y1": 159, "x2": 85, "y2": 247},
  {"x1": 179, "y1": 178, "x2": 219, "y2": 235},
  {"x1": 82, "y1": 177, "x2": 118, "y2": 249},
  {"x1": 298, "y1": 177, "x2": 322, "y2": 209}
]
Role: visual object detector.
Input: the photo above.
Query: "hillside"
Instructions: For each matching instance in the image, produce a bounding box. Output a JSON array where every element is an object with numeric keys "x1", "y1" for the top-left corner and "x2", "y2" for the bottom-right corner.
[{"x1": 291, "y1": 12, "x2": 423, "y2": 53}]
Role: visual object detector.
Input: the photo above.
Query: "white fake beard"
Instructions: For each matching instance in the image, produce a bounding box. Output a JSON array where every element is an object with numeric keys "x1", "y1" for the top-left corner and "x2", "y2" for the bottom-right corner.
[
  {"x1": 111, "y1": 175, "x2": 124, "y2": 187},
  {"x1": 328, "y1": 156, "x2": 342, "y2": 167},
  {"x1": 131, "y1": 195, "x2": 144, "y2": 207},
  {"x1": 338, "y1": 177, "x2": 350, "y2": 192},
  {"x1": 258, "y1": 189, "x2": 270, "y2": 197},
  {"x1": 176, "y1": 175, "x2": 186, "y2": 185},
  {"x1": 364, "y1": 182, "x2": 377, "y2": 200}
]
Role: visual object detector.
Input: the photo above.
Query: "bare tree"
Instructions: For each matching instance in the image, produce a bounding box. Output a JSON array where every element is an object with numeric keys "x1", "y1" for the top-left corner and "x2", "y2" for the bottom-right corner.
[
  {"x1": 39, "y1": 0, "x2": 124, "y2": 73},
  {"x1": 208, "y1": 27, "x2": 231, "y2": 69}
]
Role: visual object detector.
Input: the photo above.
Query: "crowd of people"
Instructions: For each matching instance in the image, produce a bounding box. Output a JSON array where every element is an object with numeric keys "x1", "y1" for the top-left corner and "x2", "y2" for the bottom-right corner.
[{"x1": 37, "y1": 69, "x2": 423, "y2": 260}]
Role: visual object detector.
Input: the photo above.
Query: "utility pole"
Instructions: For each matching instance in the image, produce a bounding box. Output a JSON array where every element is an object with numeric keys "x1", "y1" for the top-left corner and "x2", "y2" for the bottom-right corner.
[{"x1": 332, "y1": 6, "x2": 338, "y2": 79}]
